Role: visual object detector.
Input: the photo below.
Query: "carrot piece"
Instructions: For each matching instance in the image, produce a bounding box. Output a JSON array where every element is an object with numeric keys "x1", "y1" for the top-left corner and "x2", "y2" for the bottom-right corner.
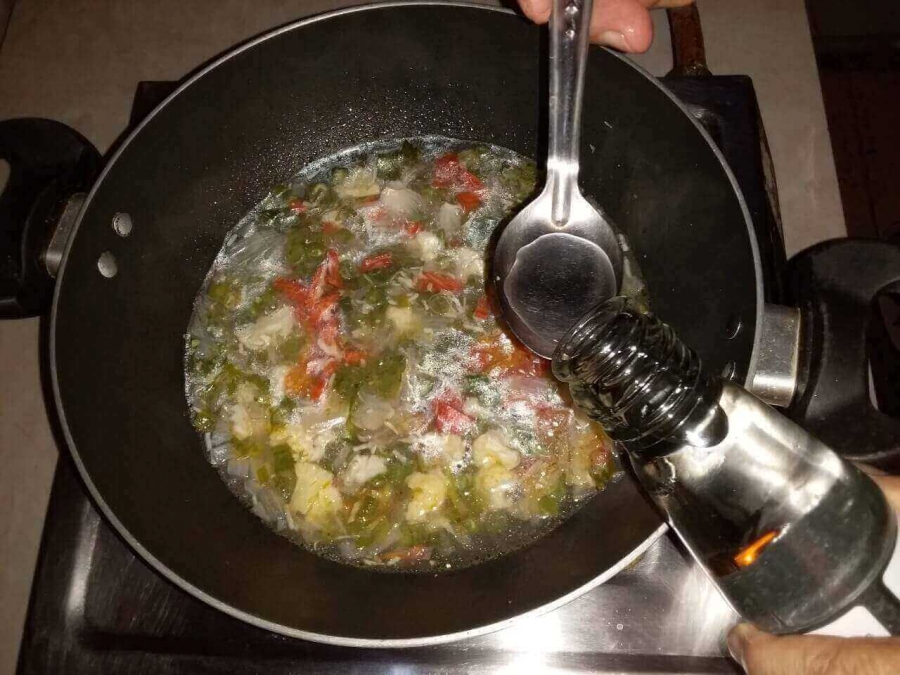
[
  {"x1": 415, "y1": 271, "x2": 464, "y2": 294},
  {"x1": 273, "y1": 278, "x2": 308, "y2": 306},
  {"x1": 359, "y1": 252, "x2": 393, "y2": 272},
  {"x1": 380, "y1": 545, "x2": 432, "y2": 563},
  {"x1": 474, "y1": 294, "x2": 491, "y2": 320},
  {"x1": 456, "y1": 191, "x2": 482, "y2": 212},
  {"x1": 324, "y1": 249, "x2": 343, "y2": 289},
  {"x1": 285, "y1": 364, "x2": 328, "y2": 401}
]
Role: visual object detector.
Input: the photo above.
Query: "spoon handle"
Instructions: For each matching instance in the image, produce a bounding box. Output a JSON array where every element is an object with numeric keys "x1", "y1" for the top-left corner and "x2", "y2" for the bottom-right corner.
[{"x1": 548, "y1": 0, "x2": 592, "y2": 226}]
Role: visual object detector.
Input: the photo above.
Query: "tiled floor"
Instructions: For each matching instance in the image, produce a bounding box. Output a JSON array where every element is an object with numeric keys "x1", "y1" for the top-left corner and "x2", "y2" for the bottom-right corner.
[{"x1": 0, "y1": 1, "x2": 843, "y2": 673}]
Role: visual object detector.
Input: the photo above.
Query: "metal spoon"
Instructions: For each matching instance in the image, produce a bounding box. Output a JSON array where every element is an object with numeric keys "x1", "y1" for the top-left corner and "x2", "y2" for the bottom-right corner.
[{"x1": 493, "y1": 0, "x2": 622, "y2": 358}]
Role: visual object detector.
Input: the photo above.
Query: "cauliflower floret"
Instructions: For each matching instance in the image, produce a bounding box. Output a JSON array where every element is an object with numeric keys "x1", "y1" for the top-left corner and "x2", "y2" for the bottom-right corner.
[
  {"x1": 268, "y1": 365, "x2": 291, "y2": 404},
  {"x1": 455, "y1": 246, "x2": 483, "y2": 280},
  {"x1": 321, "y1": 208, "x2": 344, "y2": 227},
  {"x1": 335, "y1": 167, "x2": 380, "y2": 198},
  {"x1": 290, "y1": 462, "x2": 342, "y2": 529},
  {"x1": 381, "y1": 187, "x2": 423, "y2": 217},
  {"x1": 341, "y1": 454, "x2": 388, "y2": 493},
  {"x1": 567, "y1": 432, "x2": 598, "y2": 495},
  {"x1": 351, "y1": 393, "x2": 395, "y2": 431},
  {"x1": 234, "y1": 306, "x2": 295, "y2": 351},
  {"x1": 386, "y1": 305, "x2": 421, "y2": 336},
  {"x1": 230, "y1": 404, "x2": 253, "y2": 440},
  {"x1": 437, "y1": 202, "x2": 463, "y2": 236},
  {"x1": 411, "y1": 433, "x2": 467, "y2": 468},
  {"x1": 476, "y1": 464, "x2": 518, "y2": 510},
  {"x1": 230, "y1": 384, "x2": 269, "y2": 439},
  {"x1": 290, "y1": 462, "x2": 341, "y2": 516},
  {"x1": 463, "y1": 396, "x2": 490, "y2": 420},
  {"x1": 405, "y1": 471, "x2": 448, "y2": 523},
  {"x1": 472, "y1": 430, "x2": 521, "y2": 470},
  {"x1": 442, "y1": 434, "x2": 466, "y2": 464},
  {"x1": 407, "y1": 231, "x2": 442, "y2": 263},
  {"x1": 471, "y1": 430, "x2": 521, "y2": 510},
  {"x1": 269, "y1": 422, "x2": 329, "y2": 462}
]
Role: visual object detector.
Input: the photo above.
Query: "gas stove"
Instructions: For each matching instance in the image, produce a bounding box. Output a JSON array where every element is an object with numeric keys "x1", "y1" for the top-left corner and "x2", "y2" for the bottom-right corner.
[{"x1": 17, "y1": 75, "x2": 782, "y2": 675}]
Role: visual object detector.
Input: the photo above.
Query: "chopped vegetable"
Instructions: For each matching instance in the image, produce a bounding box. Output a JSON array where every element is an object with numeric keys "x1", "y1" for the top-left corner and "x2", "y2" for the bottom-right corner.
[
  {"x1": 416, "y1": 272, "x2": 464, "y2": 294},
  {"x1": 379, "y1": 544, "x2": 431, "y2": 563},
  {"x1": 284, "y1": 227, "x2": 326, "y2": 277},
  {"x1": 359, "y1": 252, "x2": 393, "y2": 272},
  {"x1": 285, "y1": 363, "x2": 330, "y2": 401},
  {"x1": 474, "y1": 295, "x2": 491, "y2": 320},
  {"x1": 432, "y1": 153, "x2": 483, "y2": 191},
  {"x1": 456, "y1": 191, "x2": 482, "y2": 213},
  {"x1": 433, "y1": 394, "x2": 475, "y2": 435},
  {"x1": 185, "y1": 138, "x2": 616, "y2": 572}
]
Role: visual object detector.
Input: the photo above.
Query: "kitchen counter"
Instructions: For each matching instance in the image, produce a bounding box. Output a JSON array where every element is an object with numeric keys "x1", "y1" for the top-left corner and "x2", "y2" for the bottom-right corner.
[{"x1": 0, "y1": 1, "x2": 844, "y2": 673}]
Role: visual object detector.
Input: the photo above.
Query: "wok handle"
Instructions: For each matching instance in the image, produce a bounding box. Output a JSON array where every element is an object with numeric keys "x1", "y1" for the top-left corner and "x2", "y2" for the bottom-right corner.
[
  {"x1": 667, "y1": 4, "x2": 711, "y2": 77},
  {"x1": 0, "y1": 118, "x2": 101, "y2": 318},
  {"x1": 785, "y1": 239, "x2": 900, "y2": 472}
]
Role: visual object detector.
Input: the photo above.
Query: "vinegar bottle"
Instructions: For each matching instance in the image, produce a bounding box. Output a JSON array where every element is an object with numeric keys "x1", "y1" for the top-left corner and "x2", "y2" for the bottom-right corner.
[{"x1": 552, "y1": 297, "x2": 900, "y2": 635}]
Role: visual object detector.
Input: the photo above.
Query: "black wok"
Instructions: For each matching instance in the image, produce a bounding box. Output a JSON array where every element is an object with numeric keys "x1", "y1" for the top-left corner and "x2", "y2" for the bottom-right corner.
[{"x1": 1, "y1": 2, "x2": 896, "y2": 646}]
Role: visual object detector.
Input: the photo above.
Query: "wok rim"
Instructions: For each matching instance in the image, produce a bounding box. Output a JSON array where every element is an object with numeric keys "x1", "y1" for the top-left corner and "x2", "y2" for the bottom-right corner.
[{"x1": 49, "y1": 0, "x2": 762, "y2": 647}]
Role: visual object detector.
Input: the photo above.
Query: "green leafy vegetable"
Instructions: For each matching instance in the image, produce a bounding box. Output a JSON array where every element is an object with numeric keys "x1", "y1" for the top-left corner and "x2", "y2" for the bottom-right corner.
[
  {"x1": 499, "y1": 161, "x2": 537, "y2": 201},
  {"x1": 375, "y1": 140, "x2": 420, "y2": 180}
]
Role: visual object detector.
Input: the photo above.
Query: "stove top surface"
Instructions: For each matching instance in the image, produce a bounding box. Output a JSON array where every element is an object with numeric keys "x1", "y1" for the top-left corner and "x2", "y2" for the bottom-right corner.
[
  {"x1": 18, "y1": 75, "x2": 780, "y2": 675},
  {"x1": 19, "y1": 459, "x2": 739, "y2": 674}
]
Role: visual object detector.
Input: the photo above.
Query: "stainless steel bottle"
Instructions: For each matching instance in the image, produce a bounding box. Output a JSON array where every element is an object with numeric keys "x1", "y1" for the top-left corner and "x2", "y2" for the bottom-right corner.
[{"x1": 553, "y1": 297, "x2": 900, "y2": 635}]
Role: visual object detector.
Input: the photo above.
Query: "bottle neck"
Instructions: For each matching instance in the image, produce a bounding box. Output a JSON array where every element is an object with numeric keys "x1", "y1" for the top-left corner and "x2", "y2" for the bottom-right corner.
[{"x1": 552, "y1": 297, "x2": 727, "y2": 450}]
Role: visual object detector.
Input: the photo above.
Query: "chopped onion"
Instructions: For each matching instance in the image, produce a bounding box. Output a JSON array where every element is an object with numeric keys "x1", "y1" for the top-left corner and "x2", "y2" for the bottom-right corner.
[
  {"x1": 437, "y1": 202, "x2": 463, "y2": 235},
  {"x1": 335, "y1": 167, "x2": 380, "y2": 198},
  {"x1": 352, "y1": 392, "x2": 395, "y2": 431},
  {"x1": 381, "y1": 187, "x2": 423, "y2": 217}
]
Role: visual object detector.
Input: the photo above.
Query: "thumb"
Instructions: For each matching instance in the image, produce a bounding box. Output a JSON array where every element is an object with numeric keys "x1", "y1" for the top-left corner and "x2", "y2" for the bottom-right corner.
[{"x1": 727, "y1": 623, "x2": 900, "y2": 675}]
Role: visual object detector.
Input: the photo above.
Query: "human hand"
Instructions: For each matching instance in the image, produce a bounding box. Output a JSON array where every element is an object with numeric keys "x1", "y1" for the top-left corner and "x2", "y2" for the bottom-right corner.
[
  {"x1": 727, "y1": 475, "x2": 900, "y2": 675},
  {"x1": 517, "y1": 0, "x2": 694, "y2": 54}
]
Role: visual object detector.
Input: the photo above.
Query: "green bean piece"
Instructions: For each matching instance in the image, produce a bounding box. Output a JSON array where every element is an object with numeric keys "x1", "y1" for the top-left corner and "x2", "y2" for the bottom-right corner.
[
  {"x1": 271, "y1": 444, "x2": 295, "y2": 474},
  {"x1": 285, "y1": 227, "x2": 326, "y2": 277}
]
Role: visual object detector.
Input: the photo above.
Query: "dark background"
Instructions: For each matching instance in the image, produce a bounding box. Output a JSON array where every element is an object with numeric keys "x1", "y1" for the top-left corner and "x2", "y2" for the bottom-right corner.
[{"x1": 806, "y1": 0, "x2": 900, "y2": 416}]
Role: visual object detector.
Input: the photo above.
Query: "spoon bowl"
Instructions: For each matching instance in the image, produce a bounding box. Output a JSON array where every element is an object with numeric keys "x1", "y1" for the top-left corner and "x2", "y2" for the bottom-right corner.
[
  {"x1": 494, "y1": 0, "x2": 623, "y2": 358},
  {"x1": 494, "y1": 191, "x2": 621, "y2": 358}
]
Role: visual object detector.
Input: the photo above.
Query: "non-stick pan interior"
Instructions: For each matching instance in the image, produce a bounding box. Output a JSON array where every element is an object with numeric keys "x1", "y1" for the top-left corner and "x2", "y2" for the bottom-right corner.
[{"x1": 52, "y1": 4, "x2": 758, "y2": 644}]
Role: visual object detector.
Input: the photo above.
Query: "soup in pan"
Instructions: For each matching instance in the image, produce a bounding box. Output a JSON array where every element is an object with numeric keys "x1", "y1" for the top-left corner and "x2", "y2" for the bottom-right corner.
[{"x1": 185, "y1": 138, "x2": 617, "y2": 571}]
